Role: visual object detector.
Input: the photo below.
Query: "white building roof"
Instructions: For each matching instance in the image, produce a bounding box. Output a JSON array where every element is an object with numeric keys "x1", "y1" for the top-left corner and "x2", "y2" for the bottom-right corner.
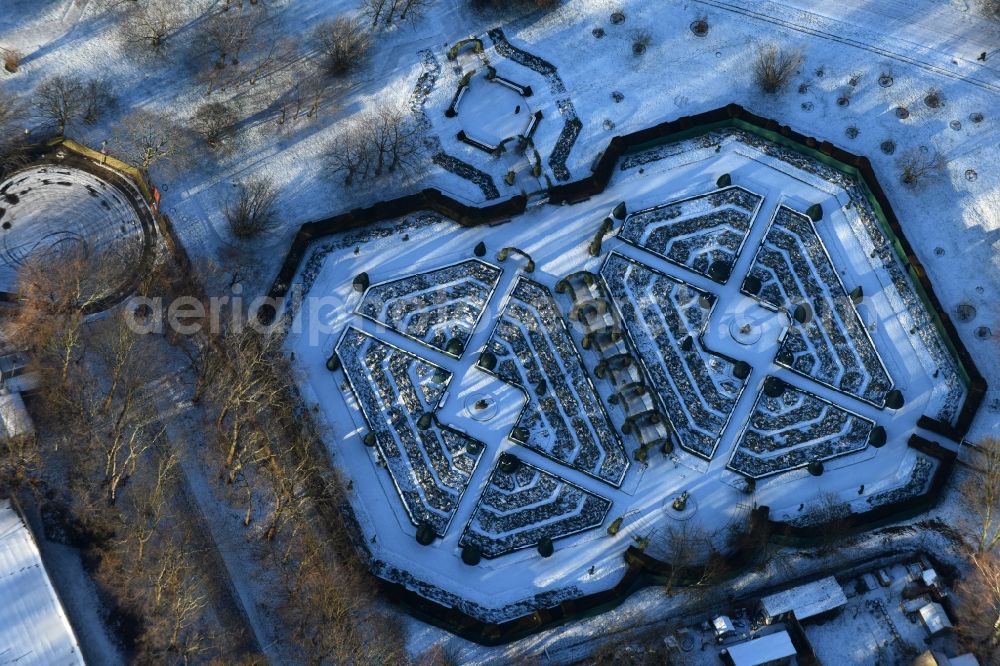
[
  {"x1": 922, "y1": 568, "x2": 939, "y2": 587},
  {"x1": 723, "y1": 631, "x2": 796, "y2": 666},
  {"x1": 919, "y1": 602, "x2": 953, "y2": 636},
  {"x1": 761, "y1": 575, "x2": 847, "y2": 621},
  {"x1": 0, "y1": 390, "x2": 35, "y2": 439},
  {"x1": 0, "y1": 499, "x2": 84, "y2": 665},
  {"x1": 713, "y1": 615, "x2": 736, "y2": 637}
]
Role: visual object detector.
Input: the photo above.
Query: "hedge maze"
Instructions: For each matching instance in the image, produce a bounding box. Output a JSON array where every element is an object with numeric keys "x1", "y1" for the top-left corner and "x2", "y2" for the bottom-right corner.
[
  {"x1": 729, "y1": 380, "x2": 874, "y2": 478},
  {"x1": 356, "y1": 259, "x2": 502, "y2": 356},
  {"x1": 601, "y1": 253, "x2": 747, "y2": 459},
  {"x1": 618, "y1": 186, "x2": 763, "y2": 283},
  {"x1": 337, "y1": 328, "x2": 485, "y2": 536},
  {"x1": 485, "y1": 277, "x2": 629, "y2": 486},
  {"x1": 460, "y1": 457, "x2": 612, "y2": 558},
  {"x1": 746, "y1": 206, "x2": 892, "y2": 405}
]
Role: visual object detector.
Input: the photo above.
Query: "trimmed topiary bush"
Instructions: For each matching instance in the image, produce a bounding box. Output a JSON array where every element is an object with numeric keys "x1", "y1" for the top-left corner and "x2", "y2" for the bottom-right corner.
[
  {"x1": 868, "y1": 426, "x2": 887, "y2": 447},
  {"x1": 807, "y1": 460, "x2": 824, "y2": 476},
  {"x1": 445, "y1": 338, "x2": 465, "y2": 357},
  {"x1": 474, "y1": 241, "x2": 486, "y2": 257},
  {"x1": 885, "y1": 389, "x2": 904, "y2": 409},
  {"x1": 776, "y1": 348, "x2": 794, "y2": 366},
  {"x1": 611, "y1": 201, "x2": 627, "y2": 220},
  {"x1": 793, "y1": 302, "x2": 813, "y2": 325},
  {"x1": 716, "y1": 173, "x2": 732, "y2": 188},
  {"x1": 537, "y1": 537, "x2": 554, "y2": 558},
  {"x1": 363, "y1": 431, "x2": 377, "y2": 447},
  {"x1": 416, "y1": 522, "x2": 436, "y2": 545},
  {"x1": 461, "y1": 544, "x2": 481, "y2": 565},
  {"x1": 353, "y1": 272, "x2": 370, "y2": 292},
  {"x1": 763, "y1": 376, "x2": 786, "y2": 398},
  {"x1": 416, "y1": 412, "x2": 433, "y2": 429},
  {"x1": 607, "y1": 516, "x2": 623, "y2": 535},
  {"x1": 708, "y1": 260, "x2": 731, "y2": 283},
  {"x1": 588, "y1": 235, "x2": 603, "y2": 257},
  {"x1": 535, "y1": 379, "x2": 547, "y2": 396},
  {"x1": 742, "y1": 274, "x2": 762, "y2": 295},
  {"x1": 733, "y1": 361, "x2": 751, "y2": 380},
  {"x1": 680, "y1": 335, "x2": 694, "y2": 352},
  {"x1": 850, "y1": 285, "x2": 863, "y2": 304},
  {"x1": 498, "y1": 452, "x2": 521, "y2": 473},
  {"x1": 478, "y1": 351, "x2": 497, "y2": 371},
  {"x1": 806, "y1": 203, "x2": 823, "y2": 221},
  {"x1": 326, "y1": 353, "x2": 341, "y2": 371}
]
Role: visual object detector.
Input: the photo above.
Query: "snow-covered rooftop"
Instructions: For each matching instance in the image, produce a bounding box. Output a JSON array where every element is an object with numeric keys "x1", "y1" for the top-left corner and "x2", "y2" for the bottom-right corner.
[
  {"x1": 0, "y1": 391, "x2": 34, "y2": 440},
  {"x1": 0, "y1": 499, "x2": 84, "y2": 666},
  {"x1": 919, "y1": 602, "x2": 953, "y2": 636},
  {"x1": 721, "y1": 630, "x2": 796, "y2": 666},
  {"x1": 761, "y1": 575, "x2": 847, "y2": 622}
]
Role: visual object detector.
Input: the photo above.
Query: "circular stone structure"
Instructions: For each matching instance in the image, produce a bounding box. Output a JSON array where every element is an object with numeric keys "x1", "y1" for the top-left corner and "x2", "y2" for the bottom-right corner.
[
  {"x1": 0, "y1": 162, "x2": 155, "y2": 310},
  {"x1": 729, "y1": 317, "x2": 762, "y2": 345},
  {"x1": 465, "y1": 393, "x2": 499, "y2": 422},
  {"x1": 664, "y1": 494, "x2": 698, "y2": 521}
]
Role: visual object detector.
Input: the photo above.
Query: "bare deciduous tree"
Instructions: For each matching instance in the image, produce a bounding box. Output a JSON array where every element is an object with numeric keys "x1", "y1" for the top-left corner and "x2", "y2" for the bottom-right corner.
[
  {"x1": 954, "y1": 549, "x2": 1000, "y2": 661},
  {"x1": 0, "y1": 434, "x2": 41, "y2": 494},
  {"x1": 0, "y1": 88, "x2": 25, "y2": 133},
  {"x1": 753, "y1": 44, "x2": 803, "y2": 94},
  {"x1": 33, "y1": 75, "x2": 85, "y2": 134},
  {"x1": 314, "y1": 16, "x2": 371, "y2": 76},
  {"x1": 898, "y1": 146, "x2": 946, "y2": 186},
  {"x1": 224, "y1": 176, "x2": 280, "y2": 238},
  {"x1": 325, "y1": 100, "x2": 420, "y2": 185},
  {"x1": 119, "y1": 2, "x2": 186, "y2": 53},
  {"x1": 82, "y1": 78, "x2": 115, "y2": 125},
  {"x1": 192, "y1": 101, "x2": 237, "y2": 147},
  {"x1": 10, "y1": 243, "x2": 125, "y2": 381},
  {"x1": 361, "y1": 0, "x2": 431, "y2": 28},
  {"x1": 0, "y1": 89, "x2": 28, "y2": 174},
  {"x1": 658, "y1": 524, "x2": 726, "y2": 595},
  {"x1": 963, "y1": 437, "x2": 1000, "y2": 552},
  {"x1": 115, "y1": 109, "x2": 192, "y2": 171},
  {"x1": 200, "y1": 6, "x2": 259, "y2": 71},
  {"x1": 278, "y1": 531, "x2": 410, "y2": 663}
]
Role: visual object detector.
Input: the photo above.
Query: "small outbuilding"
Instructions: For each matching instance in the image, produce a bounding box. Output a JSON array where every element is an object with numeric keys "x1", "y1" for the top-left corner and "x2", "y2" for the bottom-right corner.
[
  {"x1": 0, "y1": 389, "x2": 34, "y2": 440},
  {"x1": 918, "y1": 602, "x2": 953, "y2": 637},
  {"x1": 760, "y1": 576, "x2": 847, "y2": 624},
  {"x1": 913, "y1": 650, "x2": 980, "y2": 666},
  {"x1": 0, "y1": 499, "x2": 85, "y2": 665},
  {"x1": 720, "y1": 630, "x2": 796, "y2": 666},
  {"x1": 713, "y1": 614, "x2": 737, "y2": 641}
]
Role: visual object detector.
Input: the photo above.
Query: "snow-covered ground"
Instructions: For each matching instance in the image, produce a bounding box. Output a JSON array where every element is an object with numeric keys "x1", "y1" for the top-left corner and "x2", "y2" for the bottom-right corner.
[{"x1": 3, "y1": 0, "x2": 998, "y2": 661}]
